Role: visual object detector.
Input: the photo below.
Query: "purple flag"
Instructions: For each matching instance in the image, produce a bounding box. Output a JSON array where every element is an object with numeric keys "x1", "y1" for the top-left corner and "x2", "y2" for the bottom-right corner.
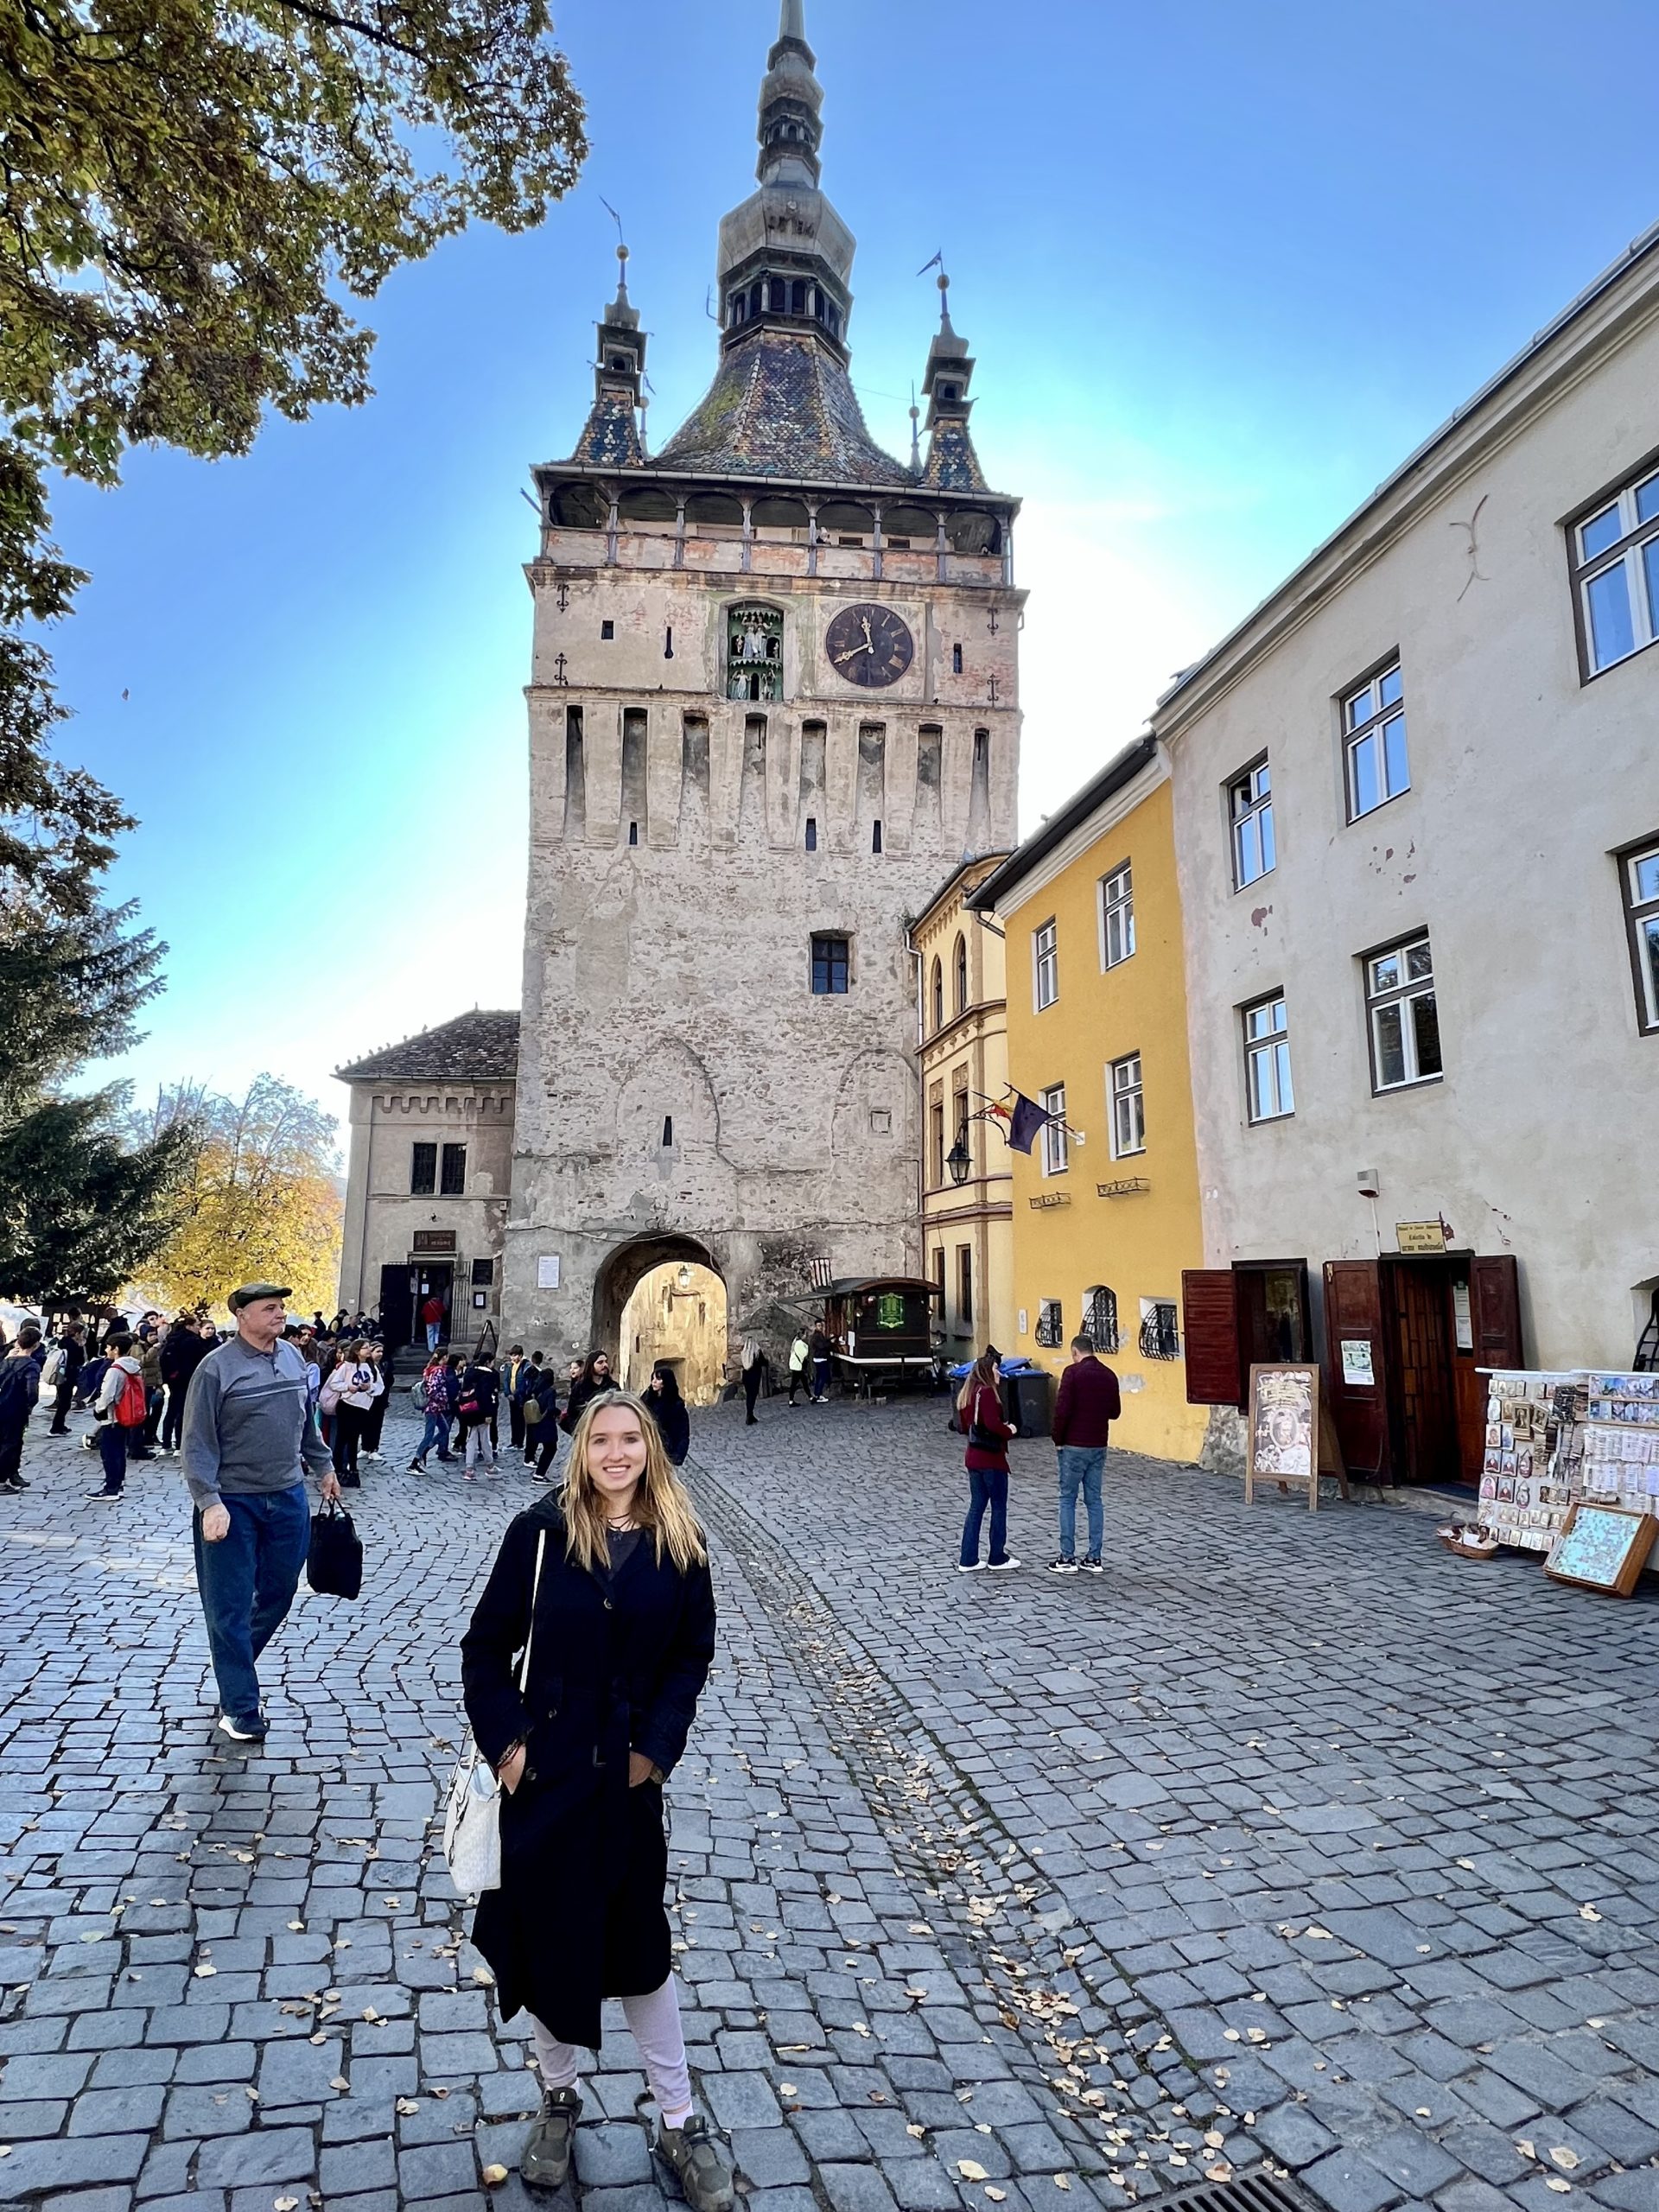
[{"x1": 1006, "y1": 1092, "x2": 1052, "y2": 1154}]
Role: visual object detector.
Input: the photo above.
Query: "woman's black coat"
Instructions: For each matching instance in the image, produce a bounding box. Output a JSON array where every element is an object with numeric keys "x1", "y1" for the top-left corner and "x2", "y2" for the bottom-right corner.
[
  {"x1": 645, "y1": 1390, "x2": 690, "y2": 1466},
  {"x1": 559, "y1": 1372, "x2": 612, "y2": 1433},
  {"x1": 460, "y1": 1495, "x2": 715, "y2": 2047}
]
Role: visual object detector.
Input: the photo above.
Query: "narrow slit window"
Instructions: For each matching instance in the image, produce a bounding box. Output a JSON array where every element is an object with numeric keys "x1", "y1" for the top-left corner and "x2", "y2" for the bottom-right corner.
[
  {"x1": 662, "y1": 1116, "x2": 674, "y2": 1148},
  {"x1": 951, "y1": 644, "x2": 963, "y2": 674},
  {"x1": 804, "y1": 816, "x2": 818, "y2": 852},
  {"x1": 871, "y1": 820, "x2": 883, "y2": 854},
  {"x1": 664, "y1": 626, "x2": 674, "y2": 659},
  {"x1": 601, "y1": 620, "x2": 615, "y2": 639},
  {"x1": 628, "y1": 821, "x2": 639, "y2": 846}
]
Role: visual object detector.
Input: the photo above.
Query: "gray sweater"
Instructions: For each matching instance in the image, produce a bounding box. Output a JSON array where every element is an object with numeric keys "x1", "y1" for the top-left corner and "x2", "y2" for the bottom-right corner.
[{"x1": 181, "y1": 1336, "x2": 333, "y2": 1509}]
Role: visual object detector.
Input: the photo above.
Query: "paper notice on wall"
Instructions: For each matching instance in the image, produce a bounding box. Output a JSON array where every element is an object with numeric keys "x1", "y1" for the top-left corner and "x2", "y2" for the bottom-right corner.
[
  {"x1": 1452, "y1": 1281, "x2": 1473, "y2": 1351},
  {"x1": 1340, "y1": 1338, "x2": 1376, "y2": 1386},
  {"x1": 537, "y1": 1255, "x2": 561, "y2": 1290}
]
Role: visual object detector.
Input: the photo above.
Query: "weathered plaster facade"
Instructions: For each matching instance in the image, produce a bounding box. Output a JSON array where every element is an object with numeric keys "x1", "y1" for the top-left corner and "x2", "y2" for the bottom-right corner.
[
  {"x1": 501, "y1": 4, "x2": 1020, "y2": 1356},
  {"x1": 335, "y1": 1014, "x2": 518, "y2": 1344},
  {"x1": 1154, "y1": 226, "x2": 1659, "y2": 1373}
]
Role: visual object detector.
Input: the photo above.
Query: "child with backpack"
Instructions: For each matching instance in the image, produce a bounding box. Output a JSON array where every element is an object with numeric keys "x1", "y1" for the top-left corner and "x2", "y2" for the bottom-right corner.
[{"x1": 88, "y1": 1332, "x2": 148, "y2": 1500}]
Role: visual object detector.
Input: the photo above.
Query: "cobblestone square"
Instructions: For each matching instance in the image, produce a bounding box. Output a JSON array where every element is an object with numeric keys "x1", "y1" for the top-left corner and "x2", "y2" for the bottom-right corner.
[{"x1": 2, "y1": 1397, "x2": 1656, "y2": 2212}]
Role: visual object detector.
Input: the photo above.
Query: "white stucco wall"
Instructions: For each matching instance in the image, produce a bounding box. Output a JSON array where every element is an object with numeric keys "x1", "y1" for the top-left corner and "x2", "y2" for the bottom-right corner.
[{"x1": 1157, "y1": 257, "x2": 1659, "y2": 1371}]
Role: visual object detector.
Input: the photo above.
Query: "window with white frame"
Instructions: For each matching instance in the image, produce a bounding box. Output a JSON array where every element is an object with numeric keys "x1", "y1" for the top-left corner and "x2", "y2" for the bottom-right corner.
[
  {"x1": 1622, "y1": 837, "x2": 1659, "y2": 1033},
  {"x1": 1099, "y1": 861, "x2": 1135, "y2": 969},
  {"x1": 1228, "y1": 759, "x2": 1275, "y2": 889},
  {"x1": 1343, "y1": 661, "x2": 1409, "y2": 818},
  {"x1": 1109, "y1": 1052, "x2": 1145, "y2": 1157},
  {"x1": 1034, "y1": 1299, "x2": 1065, "y2": 1349},
  {"x1": 1033, "y1": 918, "x2": 1058, "y2": 1010},
  {"x1": 1366, "y1": 933, "x2": 1442, "y2": 1091},
  {"x1": 1040, "y1": 1084, "x2": 1068, "y2": 1175},
  {"x1": 1573, "y1": 461, "x2": 1659, "y2": 677},
  {"x1": 1243, "y1": 992, "x2": 1294, "y2": 1122}
]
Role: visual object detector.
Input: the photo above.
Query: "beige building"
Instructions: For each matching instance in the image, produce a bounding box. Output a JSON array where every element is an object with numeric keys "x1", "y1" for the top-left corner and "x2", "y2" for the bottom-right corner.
[
  {"x1": 909, "y1": 855, "x2": 1014, "y2": 1357},
  {"x1": 334, "y1": 1013, "x2": 518, "y2": 1347},
  {"x1": 1160, "y1": 223, "x2": 1659, "y2": 1484},
  {"x1": 499, "y1": 3, "x2": 1020, "y2": 1363}
]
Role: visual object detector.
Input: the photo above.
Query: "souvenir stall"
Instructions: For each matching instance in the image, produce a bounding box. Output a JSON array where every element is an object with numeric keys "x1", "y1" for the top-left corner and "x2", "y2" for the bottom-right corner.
[{"x1": 1473, "y1": 1369, "x2": 1659, "y2": 1580}]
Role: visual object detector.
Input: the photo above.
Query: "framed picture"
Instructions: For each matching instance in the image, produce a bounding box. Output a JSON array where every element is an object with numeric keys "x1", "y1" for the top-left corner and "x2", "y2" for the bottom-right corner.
[
  {"x1": 1245, "y1": 1363, "x2": 1322, "y2": 1511},
  {"x1": 1545, "y1": 1503, "x2": 1656, "y2": 1598}
]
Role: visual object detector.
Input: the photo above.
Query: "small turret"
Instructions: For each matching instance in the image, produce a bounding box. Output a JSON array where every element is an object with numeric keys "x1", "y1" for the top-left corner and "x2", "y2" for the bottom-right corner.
[
  {"x1": 569, "y1": 245, "x2": 648, "y2": 467},
  {"x1": 918, "y1": 272, "x2": 986, "y2": 493}
]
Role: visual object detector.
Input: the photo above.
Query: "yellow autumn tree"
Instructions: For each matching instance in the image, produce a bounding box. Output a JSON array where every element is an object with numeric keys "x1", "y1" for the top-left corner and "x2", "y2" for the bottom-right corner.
[{"x1": 135, "y1": 1076, "x2": 342, "y2": 1318}]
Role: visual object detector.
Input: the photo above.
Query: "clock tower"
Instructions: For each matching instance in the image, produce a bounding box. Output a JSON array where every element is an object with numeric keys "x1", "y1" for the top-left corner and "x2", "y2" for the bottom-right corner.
[{"x1": 502, "y1": 0, "x2": 1022, "y2": 1368}]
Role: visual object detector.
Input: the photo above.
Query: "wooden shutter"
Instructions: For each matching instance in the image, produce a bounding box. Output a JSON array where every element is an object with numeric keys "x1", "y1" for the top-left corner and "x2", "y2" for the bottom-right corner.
[
  {"x1": 1471, "y1": 1255, "x2": 1523, "y2": 1370},
  {"x1": 1323, "y1": 1260, "x2": 1389, "y2": 1481},
  {"x1": 1183, "y1": 1270, "x2": 1243, "y2": 1408}
]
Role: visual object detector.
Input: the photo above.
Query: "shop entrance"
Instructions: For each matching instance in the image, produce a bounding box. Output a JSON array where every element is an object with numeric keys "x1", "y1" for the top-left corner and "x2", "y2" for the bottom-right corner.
[
  {"x1": 1325, "y1": 1252, "x2": 1521, "y2": 1484},
  {"x1": 410, "y1": 1262, "x2": 454, "y2": 1346}
]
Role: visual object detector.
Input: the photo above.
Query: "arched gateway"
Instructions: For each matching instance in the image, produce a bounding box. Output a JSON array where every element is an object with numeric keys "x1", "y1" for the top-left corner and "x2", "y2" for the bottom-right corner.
[{"x1": 594, "y1": 1236, "x2": 729, "y2": 1407}]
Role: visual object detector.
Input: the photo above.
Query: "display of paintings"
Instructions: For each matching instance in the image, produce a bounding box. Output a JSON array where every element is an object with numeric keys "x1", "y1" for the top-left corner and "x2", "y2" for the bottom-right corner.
[
  {"x1": 1546, "y1": 1503, "x2": 1659, "y2": 1597},
  {"x1": 1477, "y1": 1368, "x2": 1659, "y2": 1560},
  {"x1": 1244, "y1": 1364, "x2": 1321, "y2": 1510}
]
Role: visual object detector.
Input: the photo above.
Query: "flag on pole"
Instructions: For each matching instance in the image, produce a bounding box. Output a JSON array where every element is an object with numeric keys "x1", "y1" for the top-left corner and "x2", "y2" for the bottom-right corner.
[{"x1": 1006, "y1": 1092, "x2": 1052, "y2": 1154}]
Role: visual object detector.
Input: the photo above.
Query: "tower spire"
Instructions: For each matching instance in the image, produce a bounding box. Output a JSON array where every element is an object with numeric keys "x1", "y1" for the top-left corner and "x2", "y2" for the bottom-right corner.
[
  {"x1": 918, "y1": 270, "x2": 987, "y2": 492},
  {"x1": 568, "y1": 242, "x2": 647, "y2": 468},
  {"x1": 757, "y1": 0, "x2": 823, "y2": 188}
]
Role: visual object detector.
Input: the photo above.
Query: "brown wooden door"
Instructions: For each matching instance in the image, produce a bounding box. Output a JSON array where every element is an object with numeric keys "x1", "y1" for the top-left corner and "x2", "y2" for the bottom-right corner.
[
  {"x1": 1389, "y1": 1260, "x2": 1459, "y2": 1484},
  {"x1": 1471, "y1": 1255, "x2": 1524, "y2": 1370},
  {"x1": 1446, "y1": 1267, "x2": 1486, "y2": 1482},
  {"x1": 1183, "y1": 1270, "x2": 1243, "y2": 1408},
  {"x1": 1324, "y1": 1260, "x2": 1389, "y2": 1479}
]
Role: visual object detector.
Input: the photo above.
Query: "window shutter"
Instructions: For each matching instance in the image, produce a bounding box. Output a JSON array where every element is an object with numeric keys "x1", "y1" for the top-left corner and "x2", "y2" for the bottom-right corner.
[
  {"x1": 1323, "y1": 1260, "x2": 1389, "y2": 1481},
  {"x1": 1182, "y1": 1270, "x2": 1242, "y2": 1408},
  {"x1": 1470, "y1": 1255, "x2": 1523, "y2": 1370}
]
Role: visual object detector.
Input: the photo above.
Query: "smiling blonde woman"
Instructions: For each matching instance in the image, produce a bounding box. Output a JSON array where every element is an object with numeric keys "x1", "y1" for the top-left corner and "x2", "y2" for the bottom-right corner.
[{"x1": 461, "y1": 1390, "x2": 732, "y2": 2209}]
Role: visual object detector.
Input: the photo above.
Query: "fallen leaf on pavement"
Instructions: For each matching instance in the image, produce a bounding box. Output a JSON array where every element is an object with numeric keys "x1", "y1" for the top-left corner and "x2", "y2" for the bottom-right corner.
[
  {"x1": 1578, "y1": 1905, "x2": 1602, "y2": 1923},
  {"x1": 957, "y1": 2160, "x2": 988, "y2": 2181},
  {"x1": 1550, "y1": 2151, "x2": 1580, "y2": 2172},
  {"x1": 482, "y1": 2165, "x2": 509, "y2": 2186}
]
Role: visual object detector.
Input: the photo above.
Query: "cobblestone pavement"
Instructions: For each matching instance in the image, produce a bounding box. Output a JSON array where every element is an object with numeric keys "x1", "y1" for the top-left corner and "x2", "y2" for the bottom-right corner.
[{"x1": 2, "y1": 1396, "x2": 1657, "y2": 2212}]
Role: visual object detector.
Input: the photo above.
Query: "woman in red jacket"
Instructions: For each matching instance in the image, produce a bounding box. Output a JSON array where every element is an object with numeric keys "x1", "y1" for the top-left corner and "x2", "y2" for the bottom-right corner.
[{"x1": 957, "y1": 1346, "x2": 1019, "y2": 1572}]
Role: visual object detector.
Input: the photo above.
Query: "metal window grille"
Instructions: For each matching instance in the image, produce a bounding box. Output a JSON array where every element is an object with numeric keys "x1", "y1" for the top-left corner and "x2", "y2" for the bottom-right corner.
[
  {"x1": 1084, "y1": 1287, "x2": 1119, "y2": 1354},
  {"x1": 1034, "y1": 1300, "x2": 1065, "y2": 1348},
  {"x1": 440, "y1": 1143, "x2": 467, "y2": 1196},
  {"x1": 1140, "y1": 1301, "x2": 1180, "y2": 1360},
  {"x1": 410, "y1": 1142, "x2": 436, "y2": 1196}
]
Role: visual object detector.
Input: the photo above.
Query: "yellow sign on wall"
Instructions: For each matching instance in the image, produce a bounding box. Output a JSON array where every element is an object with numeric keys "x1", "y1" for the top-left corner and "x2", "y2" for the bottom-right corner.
[{"x1": 1395, "y1": 1219, "x2": 1447, "y2": 1253}]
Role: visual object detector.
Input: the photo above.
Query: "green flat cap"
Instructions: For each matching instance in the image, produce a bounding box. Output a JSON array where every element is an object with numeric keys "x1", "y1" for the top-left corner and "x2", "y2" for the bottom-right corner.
[{"x1": 227, "y1": 1281, "x2": 292, "y2": 1312}]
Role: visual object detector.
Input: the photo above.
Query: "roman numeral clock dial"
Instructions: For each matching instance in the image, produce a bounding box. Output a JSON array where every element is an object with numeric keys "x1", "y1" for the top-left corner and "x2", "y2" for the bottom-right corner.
[{"x1": 824, "y1": 602, "x2": 914, "y2": 688}]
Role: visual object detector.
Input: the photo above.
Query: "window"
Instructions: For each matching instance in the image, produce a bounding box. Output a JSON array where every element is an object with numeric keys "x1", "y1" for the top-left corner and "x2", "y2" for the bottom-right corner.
[
  {"x1": 871, "y1": 820, "x2": 883, "y2": 855},
  {"x1": 1109, "y1": 1053, "x2": 1146, "y2": 1157},
  {"x1": 931, "y1": 1247, "x2": 946, "y2": 1315},
  {"x1": 1139, "y1": 1299, "x2": 1180, "y2": 1360},
  {"x1": 930, "y1": 1095, "x2": 946, "y2": 1187},
  {"x1": 953, "y1": 933, "x2": 969, "y2": 1015},
  {"x1": 1100, "y1": 861, "x2": 1135, "y2": 969},
  {"x1": 1622, "y1": 838, "x2": 1659, "y2": 1033},
  {"x1": 628, "y1": 821, "x2": 639, "y2": 846},
  {"x1": 810, "y1": 933, "x2": 849, "y2": 995},
  {"x1": 1343, "y1": 661, "x2": 1409, "y2": 817},
  {"x1": 1034, "y1": 1299, "x2": 1065, "y2": 1348},
  {"x1": 1573, "y1": 462, "x2": 1659, "y2": 676},
  {"x1": 471, "y1": 1256, "x2": 494, "y2": 1287},
  {"x1": 662, "y1": 1116, "x2": 674, "y2": 1148},
  {"x1": 1084, "y1": 1286, "x2": 1120, "y2": 1353},
  {"x1": 1040, "y1": 1084, "x2": 1068, "y2": 1175},
  {"x1": 951, "y1": 644, "x2": 963, "y2": 675},
  {"x1": 1243, "y1": 993, "x2": 1294, "y2": 1122},
  {"x1": 727, "y1": 602, "x2": 783, "y2": 701},
  {"x1": 410, "y1": 1142, "x2": 436, "y2": 1196},
  {"x1": 1033, "y1": 918, "x2": 1058, "y2": 1010},
  {"x1": 930, "y1": 957, "x2": 944, "y2": 1033},
  {"x1": 440, "y1": 1143, "x2": 467, "y2": 1196},
  {"x1": 601, "y1": 619, "x2": 614, "y2": 639},
  {"x1": 804, "y1": 816, "x2": 817, "y2": 852},
  {"x1": 957, "y1": 1246, "x2": 974, "y2": 1330},
  {"x1": 1229, "y1": 760, "x2": 1275, "y2": 889},
  {"x1": 1366, "y1": 934, "x2": 1442, "y2": 1091}
]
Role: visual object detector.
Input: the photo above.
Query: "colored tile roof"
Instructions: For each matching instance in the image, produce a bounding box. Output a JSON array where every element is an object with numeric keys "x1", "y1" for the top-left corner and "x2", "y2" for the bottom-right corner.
[
  {"x1": 655, "y1": 331, "x2": 912, "y2": 487},
  {"x1": 571, "y1": 391, "x2": 645, "y2": 468},
  {"x1": 335, "y1": 1011, "x2": 521, "y2": 1084},
  {"x1": 920, "y1": 420, "x2": 987, "y2": 493}
]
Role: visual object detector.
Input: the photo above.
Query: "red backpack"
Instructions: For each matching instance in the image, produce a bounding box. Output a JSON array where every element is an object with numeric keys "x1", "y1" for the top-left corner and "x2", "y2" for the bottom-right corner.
[{"x1": 116, "y1": 1365, "x2": 148, "y2": 1427}]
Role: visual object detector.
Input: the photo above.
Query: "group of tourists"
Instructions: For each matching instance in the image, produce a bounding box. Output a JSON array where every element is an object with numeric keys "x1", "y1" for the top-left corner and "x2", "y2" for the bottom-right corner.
[{"x1": 410, "y1": 1346, "x2": 691, "y2": 1483}]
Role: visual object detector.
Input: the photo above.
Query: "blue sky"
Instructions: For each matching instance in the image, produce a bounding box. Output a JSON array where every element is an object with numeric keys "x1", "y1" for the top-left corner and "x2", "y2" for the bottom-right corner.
[{"x1": 51, "y1": 0, "x2": 1659, "y2": 1150}]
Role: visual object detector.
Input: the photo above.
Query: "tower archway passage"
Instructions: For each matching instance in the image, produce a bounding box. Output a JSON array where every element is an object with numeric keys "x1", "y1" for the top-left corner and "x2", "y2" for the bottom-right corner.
[{"x1": 595, "y1": 1236, "x2": 729, "y2": 1407}]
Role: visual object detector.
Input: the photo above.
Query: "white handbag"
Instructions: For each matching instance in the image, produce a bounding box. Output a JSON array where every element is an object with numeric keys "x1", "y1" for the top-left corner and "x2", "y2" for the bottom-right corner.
[{"x1": 443, "y1": 1529, "x2": 545, "y2": 1895}]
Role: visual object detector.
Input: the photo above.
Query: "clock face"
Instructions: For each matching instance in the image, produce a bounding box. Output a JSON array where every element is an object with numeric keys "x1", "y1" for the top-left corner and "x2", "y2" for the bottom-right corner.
[{"x1": 824, "y1": 601, "x2": 914, "y2": 689}]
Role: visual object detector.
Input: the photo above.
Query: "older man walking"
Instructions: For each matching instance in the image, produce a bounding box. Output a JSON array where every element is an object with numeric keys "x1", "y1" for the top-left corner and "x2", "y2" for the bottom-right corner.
[{"x1": 182, "y1": 1283, "x2": 339, "y2": 1743}]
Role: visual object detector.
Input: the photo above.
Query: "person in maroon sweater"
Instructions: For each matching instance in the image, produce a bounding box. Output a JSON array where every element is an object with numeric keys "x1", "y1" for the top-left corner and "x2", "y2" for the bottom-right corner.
[
  {"x1": 1047, "y1": 1335, "x2": 1122, "y2": 1573},
  {"x1": 957, "y1": 1347, "x2": 1020, "y2": 1573}
]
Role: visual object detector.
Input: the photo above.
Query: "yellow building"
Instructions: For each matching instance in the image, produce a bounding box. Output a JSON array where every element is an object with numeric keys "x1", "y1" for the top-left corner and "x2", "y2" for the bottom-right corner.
[
  {"x1": 908, "y1": 855, "x2": 1015, "y2": 1359},
  {"x1": 969, "y1": 741, "x2": 1208, "y2": 1461}
]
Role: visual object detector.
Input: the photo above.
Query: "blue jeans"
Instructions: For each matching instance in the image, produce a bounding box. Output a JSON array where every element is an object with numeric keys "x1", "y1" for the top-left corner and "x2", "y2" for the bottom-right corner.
[
  {"x1": 426, "y1": 1321, "x2": 442, "y2": 1351},
  {"x1": 811, "y1": 1358, "x2": 830, "y2": 1400},
  {"x1": 415, "y1": 1410, "x2": 452, "y2": 1462},
  {"x1": 193, "y1": 1486, "x2": 313, "y2": 1722},
  {"x1": 961, "y1": 1466, "x2": 1010, "y2": 1566},
  {"x1": 1056, "y1": 1446, "x2": 1106, "y2": 1559},
  {"x1": 98, "y1": 1421, "x2": 129, "y2": 1492}
]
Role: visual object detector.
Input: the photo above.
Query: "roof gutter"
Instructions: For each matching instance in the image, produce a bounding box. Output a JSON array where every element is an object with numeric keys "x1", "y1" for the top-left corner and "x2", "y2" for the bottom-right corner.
[{"x1": 966, "y1": 736, "x2": 1158, "y2": 915}]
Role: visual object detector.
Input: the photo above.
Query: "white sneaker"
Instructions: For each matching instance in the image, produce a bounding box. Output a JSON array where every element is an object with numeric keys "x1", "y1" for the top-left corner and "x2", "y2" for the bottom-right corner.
[
  {"x1": 988, "y1": 1557, "x2": 1020, "y2": 1572},
  {"x1": 957, "y1": 1560, "x2": 986, "y2": 1573}
]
